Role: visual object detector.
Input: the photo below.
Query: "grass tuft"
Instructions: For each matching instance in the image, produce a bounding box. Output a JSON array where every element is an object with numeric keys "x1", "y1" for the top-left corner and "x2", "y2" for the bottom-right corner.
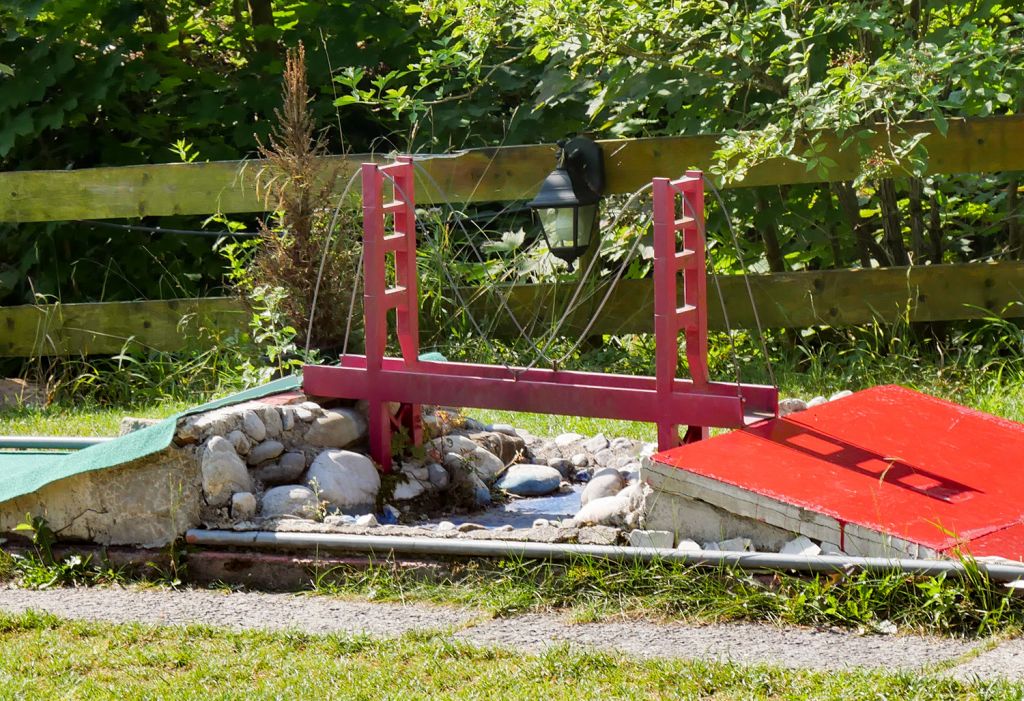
[{"x1": 310, "y1": 555, "x2": 1024, "y2": 638}]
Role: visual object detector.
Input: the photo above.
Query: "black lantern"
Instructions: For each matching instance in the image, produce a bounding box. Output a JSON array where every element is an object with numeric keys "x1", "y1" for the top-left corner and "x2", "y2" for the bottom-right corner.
[{"x1": 528, "y1": 136, "x2": 605, "y2": 270}]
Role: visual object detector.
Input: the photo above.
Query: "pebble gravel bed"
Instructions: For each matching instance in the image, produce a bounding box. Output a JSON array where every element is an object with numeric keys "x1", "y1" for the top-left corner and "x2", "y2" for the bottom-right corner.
[{"x1": 0, "y1": 585, "x2": 1010, "y2": 678}]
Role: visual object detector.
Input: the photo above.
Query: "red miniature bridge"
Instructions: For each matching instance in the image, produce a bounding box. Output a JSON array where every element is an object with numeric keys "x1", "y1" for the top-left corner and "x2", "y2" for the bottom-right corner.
[{"x1": 303, "y1": 158, "x2": 777, "y2": 472}]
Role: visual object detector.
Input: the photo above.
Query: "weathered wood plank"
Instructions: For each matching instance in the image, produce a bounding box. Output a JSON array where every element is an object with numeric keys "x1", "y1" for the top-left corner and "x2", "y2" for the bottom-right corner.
[
  {"x1": 0, "y1": 297, "x2": 247, "y2": 357},
  {"x1": 2, "y1": 116, "x2": 1022, "y2": 222},
  {"x1": 2, "y1": 263, "x2": 1022, "y2": 356},
  {"x1": 448, "y1": 262, "x2": 1024, "y2": 338}
]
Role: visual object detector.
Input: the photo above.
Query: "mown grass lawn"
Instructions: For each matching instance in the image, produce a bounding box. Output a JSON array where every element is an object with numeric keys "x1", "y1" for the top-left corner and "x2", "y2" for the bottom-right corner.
[{"x1": 0, "y1": 610, "x2": 1019, "y2": 700}]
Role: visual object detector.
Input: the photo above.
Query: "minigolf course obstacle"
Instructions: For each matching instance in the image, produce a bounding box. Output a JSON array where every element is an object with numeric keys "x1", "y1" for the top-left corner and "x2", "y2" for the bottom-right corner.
[{"x1": 646, "y1": 385, "x2": 1024, "y2": 559}]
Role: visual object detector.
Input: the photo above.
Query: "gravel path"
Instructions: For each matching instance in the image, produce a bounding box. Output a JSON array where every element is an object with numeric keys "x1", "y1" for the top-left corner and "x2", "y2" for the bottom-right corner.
[{"x1": 0, "y1": 586, "x2": 1015, "y2": 680}]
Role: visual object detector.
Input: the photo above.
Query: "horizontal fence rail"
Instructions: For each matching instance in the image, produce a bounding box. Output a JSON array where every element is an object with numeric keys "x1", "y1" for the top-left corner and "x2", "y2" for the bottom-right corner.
[
  {"x1": 1, "y1": 116, "x2": 1022, "y2": 222},
  {"x1": 2, "y1": 263, "x2": 1021, "y2": 357}
]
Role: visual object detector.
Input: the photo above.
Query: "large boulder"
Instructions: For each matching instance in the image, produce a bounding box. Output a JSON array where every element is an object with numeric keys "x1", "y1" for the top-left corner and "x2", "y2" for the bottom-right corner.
[
  {"x1": 568, "y1": 482, "x2": 648, "y2": 530},
  {"x1": 261, "y1": 485, "x2": 318, "y2": 518},
  {"x1": 446, "y1": 457, "x2": 492, "y2": 507},
  {"x1": 252, "y1": 451, "x2": 306, "y2": 486},
  {"x1": 200, "y1": 436, "x2": 251, "y2": 506},
  {"x1": 304, "y1": 408, "x2": 368, "y2": 448},
  {"x1": 392, "y1": 475, "x2": 427, "y2": 501},
  {"x1": 305, "y1": 449, "x2": 380, "y2": 511},
  {"x1": 496, "y1": 464, "x2": 562, "y2": 497},
  {"x1": 467, "y1": 431, "x2": 526, "y2": 465},
  {"x1": 580, "y1": 467, "x2": 626, "y2": 506},
  {"x1": 430, "y1": 435, "x2": 504, "y2": 482},
  {"x1": 246, "y1": 439, "x2": 284, "y2": 466}
]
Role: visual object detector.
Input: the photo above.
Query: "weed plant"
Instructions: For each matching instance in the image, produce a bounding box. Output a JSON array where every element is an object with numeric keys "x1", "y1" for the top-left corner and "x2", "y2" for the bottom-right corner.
[{"x1": 311, "y1": 555, "x2": 1024, "y2": 638}]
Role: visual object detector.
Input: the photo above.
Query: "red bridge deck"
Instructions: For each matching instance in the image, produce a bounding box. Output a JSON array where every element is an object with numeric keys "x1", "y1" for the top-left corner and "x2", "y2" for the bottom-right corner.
[{"x1": 652, "y1": 385, "x2": 1024, "y2": 559}]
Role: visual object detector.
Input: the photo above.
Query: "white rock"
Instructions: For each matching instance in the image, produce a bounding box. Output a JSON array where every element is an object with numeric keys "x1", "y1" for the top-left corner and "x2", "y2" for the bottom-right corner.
[
  {"x1": 446, "y1": 458, "x2": 492, "y2": 506},
  {"x1": 280, "y1": 407, "x2": 295, "y2": 431},
  {"x1": 570, "y1": 483, "x2": 649, "y2": 529},
  {"x1": 676, "y1": 539, "x2": 702, "y2": 553},
  {"x1": 260, "y1": 406, "x2": 283, "y2": 438},
  {"x1": 436, "y1": 521, "x2": 456, "y2": 531},
  {"x1": 427, "y1": 462, "x2": 450, "y2": 490},
  {"x1": 179, "y1": 408, "x2": 238, "y2": 442},
  {"x1": 402, "y1": 463, "x2": 430, "y2": 481},
  {"x1": 201, "y1": 437, "x2": 252, "y2": 506},
  {"x1": 780, "y1": 535, "x2": 821, "y2": 556},
  {"x1": 246, "y1": 439, "x2": 285, "y2": 466},
  {"x1": 428, "y1": 433, "x2": 478, "y2": 455},
  {"x1": 294, "y1": 406, "x2": 315, "y2": 422},
  {"x1": 280, "y1": 451, "x2": 307, "y2": 473},
  {"x1": 820, "y1": 541, "x2": 845, "y2": 555},
  {"x1": 703, "y1": 541, "x2": 720, "y2": 551},
  {"x1": 355, "y1": 513, "x2": 379, "y2": 527},
  {"x1": 323, "y1": 514, "x2": 356, "y2": 526},
  {"x1": 829, "y1": 389, "x2": 854, "y2": 402},
  {"x1": 570, "y1": 453, "x2": 589, "y2": 468},
  {"x1": 434, "y1": 435, "x2": 504, "y2": 482},
  {"x1": 456, "y1": 522, "x2": 485, "y2": 532},
  {"x1": 807, "y1": 395, "x2": 827, "y2": 408},
  {"x1": 254, "y1": 451, "x2": 306, "y2": 485},
  {"x1": 489, "y1": 423, "x2": 518, "y2": 437},
  {"x1": 581, "y1": 467, "x2": 626, "y2": 506},
  {"x1": 227, "y1": 430, "x2": 251, "y2": 455},
  {"x1": 299, "y1": 401, "x2": 321, "y2": 413},
  {"x1": 231, "y1": 492, "x2": 257, "y2": 520},
  {"x1": 640, "y1": 442, "x2": 658, "y2": 457},
  {"x1": 393, "y1": 475, "x2": 426, "y2": 501},
  {"x1": 778, "y1": 398, "x2": 809, "y2": 417},
  {"x1": 620, "y1": 469, "x2": 641, "y2": 485},
  {"x1": 241, "y1": 410, "x2": 266, "y2": 441},
  {"x1": 610, "y1": 437, "x2": 635, "y2": 451},
  {"x1": 554, "y1": 432, "x2": 585, "y2": 448},
  {"x1": 305, "y1": 408, "x2": 368, "y2": 448},
  {"x1": 532, "y1": 518, "x2": 551, "y2": 528},
  {"x1": 583, "y1": 433, "x2": 609, "y2": 453},
  {"x1": 593, "y1": 448, "x2": 616, "y2": 467},
  {"x1": 306, "y1": 450, "x2": 381, "y2": 511},
  {"x1": 628, "y1": 529, "x2": 674, "y2": 549},
  {"x1": 260, "y1": 485, "x2": 318, "y2": 518},
  {"x1": 547, "y1": 457, "x2": 573, "y2": 477},
  {"x1": 717, "y1": 537, "x2": 754, "y2": 552}
]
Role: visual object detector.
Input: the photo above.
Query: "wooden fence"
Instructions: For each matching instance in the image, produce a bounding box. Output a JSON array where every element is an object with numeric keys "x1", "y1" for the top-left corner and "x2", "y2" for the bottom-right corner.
[{"x1": 1, "y1": 116, "x2": 1022, "y2": 357}]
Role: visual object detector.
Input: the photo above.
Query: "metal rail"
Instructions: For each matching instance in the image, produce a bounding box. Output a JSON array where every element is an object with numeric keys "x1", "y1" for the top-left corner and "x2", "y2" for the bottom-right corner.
[
  {"x1": 0, "y1": 436, "x2": 112, "y2": 450},
  {"x1": 186, "y1": 529, "x2": 1024, "y2": 582}
]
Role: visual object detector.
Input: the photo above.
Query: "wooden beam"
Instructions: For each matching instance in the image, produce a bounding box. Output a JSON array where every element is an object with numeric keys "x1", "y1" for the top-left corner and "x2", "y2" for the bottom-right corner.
[
  {"x1": 459, "y1": 262, "x2": 1024, "y2": 338},
  {"x1": 2, "y1": 116, "x2": 1022, "y2": 223},
  {"x1": 0, "y1": 297, "x2": 247, "y2": 357},
  {"x1": 2, "y1": 263, "x2": 1021, "y2": 357}
]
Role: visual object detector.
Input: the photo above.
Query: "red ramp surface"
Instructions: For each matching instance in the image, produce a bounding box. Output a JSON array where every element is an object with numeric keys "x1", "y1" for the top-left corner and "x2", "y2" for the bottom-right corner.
[{"x1": 652, "y1": 386, "x2": 1024, "y2": 558}]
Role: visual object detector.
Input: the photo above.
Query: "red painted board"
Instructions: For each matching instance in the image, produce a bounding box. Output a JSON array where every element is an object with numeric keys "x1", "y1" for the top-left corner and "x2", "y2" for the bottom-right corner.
[{"x1": 653, "y1": 386, "x2": 1024, "y2": 555}]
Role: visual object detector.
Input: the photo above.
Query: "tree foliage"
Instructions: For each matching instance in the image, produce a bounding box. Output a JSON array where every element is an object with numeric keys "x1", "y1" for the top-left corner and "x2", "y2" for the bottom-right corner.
[{"x1": 1, "y1": 0, "x2": 1022, "y2": 310}]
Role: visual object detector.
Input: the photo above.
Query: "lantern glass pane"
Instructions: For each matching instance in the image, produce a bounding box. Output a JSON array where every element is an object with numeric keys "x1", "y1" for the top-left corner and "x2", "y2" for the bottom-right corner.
[
  {"x1": 576, "y1": 204, "x2": 598, "y2": 248},
  {"x1": 539, "y1": 206, "x2": 578, "y2": 249}
]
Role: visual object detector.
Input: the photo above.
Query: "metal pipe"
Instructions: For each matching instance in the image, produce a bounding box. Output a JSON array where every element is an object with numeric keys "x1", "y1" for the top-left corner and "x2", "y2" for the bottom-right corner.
[
  {"x1": 186, "y1": 529, "x2": 1024, "y2": 582},
  {"x1": 0, "y1": 436, "x2": 114, "y2": 450}
]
